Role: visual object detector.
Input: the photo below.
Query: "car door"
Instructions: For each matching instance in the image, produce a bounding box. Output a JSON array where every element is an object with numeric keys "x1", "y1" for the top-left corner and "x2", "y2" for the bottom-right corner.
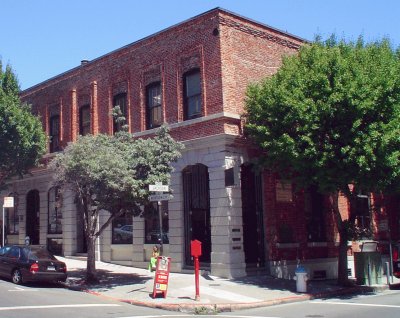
[
  {"x1": 2, "y1": 246, "x2": 20, "y2": 276},
  {"x1": 0, "y1": 246, "x2": 12, "y2": 277}
]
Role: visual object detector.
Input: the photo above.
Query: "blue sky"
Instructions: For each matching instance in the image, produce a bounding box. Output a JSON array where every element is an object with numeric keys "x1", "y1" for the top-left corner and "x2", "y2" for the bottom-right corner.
[{"x1": 1, "y1": 0, "x2": 399, "y2": 90}]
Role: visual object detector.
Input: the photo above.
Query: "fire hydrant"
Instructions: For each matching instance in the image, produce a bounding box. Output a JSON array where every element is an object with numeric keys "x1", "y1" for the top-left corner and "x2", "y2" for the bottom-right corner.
[{"x1": 294, "y1": 266, "x2": 308, "y2": 293}]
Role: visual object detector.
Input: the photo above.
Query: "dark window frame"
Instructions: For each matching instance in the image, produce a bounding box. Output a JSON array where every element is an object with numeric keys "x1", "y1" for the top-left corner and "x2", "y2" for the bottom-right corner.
[
  {"x1": 48, "y1": 186, "x2": 63, "y2": 234},
  {"x1": 113, "y1": 93, "x2": 127, "y2": 134},
  {"x1": 304, "y1": 185, "x2": 326, "y2": 242},
  {"x1": 49, "y1": 115, "x2": 61, "y2": 152},
  {"x1": 353, "y1": 192, "x2": 371, "y2": 235},
  {"x1": 144, "y1": 201, "x2": 169, "y2": 244},
  {"x1": 112, "y1": 213, "x2": 133, "y2": 244},
  {"x1": 183, "y1": 68, "x2": 202, "y2": 120},
  {"x1": 5, "y1": 193, "x2": 19, "y2": 235},
  {"x1": 79, "y1": 104, "x2": 91, "y2": 136},
  {"x1": 146, "y1": 82, "x2": 163, "y2": 129}
]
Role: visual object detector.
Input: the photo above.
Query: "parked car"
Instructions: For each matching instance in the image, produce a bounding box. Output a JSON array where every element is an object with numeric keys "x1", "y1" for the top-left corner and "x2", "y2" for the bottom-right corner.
[
  {"x1": 393, "y1": 242, "x2": 400, "y2": 278},
  {"x1": 146, "y1": 230, "x2": 169, "y2": 244},
  {"x1": 0, "y1": 245, "x2": 67, "y2": 285},
  {"x1": 113, "y1": 225, "x2": 133, "y2": 242}
]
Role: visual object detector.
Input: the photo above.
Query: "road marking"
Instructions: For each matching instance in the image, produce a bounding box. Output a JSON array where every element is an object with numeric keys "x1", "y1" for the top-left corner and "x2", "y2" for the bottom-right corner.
[
  {"x1": 181, "y1": 286, "x2": 261, "y2": 302},
  {"x1": 118, "y1": 316, "x2": 280, "y2": 318},
  {"x1": 313, "y1": 301, "x2": 400, "y2": 309},
  {"x1": 8, "y1": 286, "x2": 39, "y2": 292},
  {"x1": 0, "y1": 304, "x2": 120, "y2": 311}
]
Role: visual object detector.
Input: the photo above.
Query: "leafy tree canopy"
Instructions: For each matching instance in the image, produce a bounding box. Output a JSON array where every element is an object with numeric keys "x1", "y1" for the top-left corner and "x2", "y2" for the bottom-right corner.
[
  {"x1": 0, "y1": 61, "x2": 47, "y2": 185},
  {"x1": 245, "y1": 36, "x2": 400, "y2": 285},
  {"x1": 49, "y1": 124, "x2": 183, "y2": 282},
  {"x1": 245, "y1": 36, "x2": 400, "y2": 196}
]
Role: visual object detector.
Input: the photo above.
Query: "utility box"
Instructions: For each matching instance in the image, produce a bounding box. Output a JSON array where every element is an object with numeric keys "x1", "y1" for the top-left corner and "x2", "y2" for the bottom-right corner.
[{"x1": 354, "y1": 241, "x2": 382, "y2": 285}]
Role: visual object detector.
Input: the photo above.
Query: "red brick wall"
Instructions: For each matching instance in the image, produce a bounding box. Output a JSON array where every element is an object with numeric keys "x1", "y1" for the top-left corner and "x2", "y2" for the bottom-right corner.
[{"x1": 20, "y1": 9, "x2": 305, "y2": 147}]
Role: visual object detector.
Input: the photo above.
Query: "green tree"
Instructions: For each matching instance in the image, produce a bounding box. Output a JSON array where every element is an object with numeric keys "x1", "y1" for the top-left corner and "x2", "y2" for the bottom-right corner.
[
  {"x1": 50, "y1": 125, "x2": 183, "y2": 283},
  {"x1": 0, "y1": 61, "x2": 47, "y2": 187},
  {"x1": 245, "y1": 37, "x2": 400, "y2": 285}
]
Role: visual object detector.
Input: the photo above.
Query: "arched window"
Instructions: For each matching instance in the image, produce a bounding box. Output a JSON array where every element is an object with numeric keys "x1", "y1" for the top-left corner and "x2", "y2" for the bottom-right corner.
[
  {"x1": 79, "y1": 104, "x2": 91, "y2": 136},
  {"x1": 5, "y1": 193, "x2": 19, "y2": 235},
  {"x1": 49, "y1": 115, "x2": 61, "y2": 152},
  {"x1": 113, "y1": 93, "x2": 127, "y2": 133}
]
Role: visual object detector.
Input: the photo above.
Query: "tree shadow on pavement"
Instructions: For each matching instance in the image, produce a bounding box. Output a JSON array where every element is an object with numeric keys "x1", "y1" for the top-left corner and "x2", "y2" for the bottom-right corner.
[{"x1": 65, "y1": 267, "x2": 153, "y2": 292}]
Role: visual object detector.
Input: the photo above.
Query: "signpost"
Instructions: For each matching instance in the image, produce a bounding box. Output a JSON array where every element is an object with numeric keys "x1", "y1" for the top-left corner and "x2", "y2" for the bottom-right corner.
[
  {"x1": 149, "y1": 182, "x2": 171, "y2": 254},
  {"x1": 2, "y1": 197, "x2": 14, "y2": 247}
]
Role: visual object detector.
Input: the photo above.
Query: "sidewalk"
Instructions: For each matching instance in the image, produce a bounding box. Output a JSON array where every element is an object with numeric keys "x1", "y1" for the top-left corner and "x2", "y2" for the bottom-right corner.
[{"x1": 58, "y1": 256, "x2": 400, "y2": 313}]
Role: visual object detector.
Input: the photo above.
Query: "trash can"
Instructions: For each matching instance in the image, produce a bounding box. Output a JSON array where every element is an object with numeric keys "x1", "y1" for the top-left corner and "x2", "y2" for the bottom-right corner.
[
  {"x1": 354, "y1": 241, "x2": 382, "y2": 285},
  {"x1": 294, "y1": 266, "x2": 308, "y2": 293}
]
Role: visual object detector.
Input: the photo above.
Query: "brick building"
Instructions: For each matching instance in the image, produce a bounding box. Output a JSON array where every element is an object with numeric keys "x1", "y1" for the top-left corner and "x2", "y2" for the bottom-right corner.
[{"x1": 1, "y1": 8, "x2": 399, "y2": 279}]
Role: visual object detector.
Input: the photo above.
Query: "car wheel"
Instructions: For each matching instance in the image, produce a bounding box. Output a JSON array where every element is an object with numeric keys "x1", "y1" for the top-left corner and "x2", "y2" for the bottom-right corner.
[{"x1": 12, "y1": 269, "x2": 23, "y2": 285}]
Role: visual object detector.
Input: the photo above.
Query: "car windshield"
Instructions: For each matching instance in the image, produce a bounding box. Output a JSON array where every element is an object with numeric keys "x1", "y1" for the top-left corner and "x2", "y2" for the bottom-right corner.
[{"x1": 23, "y1": 247, "x2": 57, "y2": 261}]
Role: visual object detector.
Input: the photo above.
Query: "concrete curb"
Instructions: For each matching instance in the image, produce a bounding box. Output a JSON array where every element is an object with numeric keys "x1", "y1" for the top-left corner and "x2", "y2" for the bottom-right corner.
[{"x1": 64, "y1": 282, "x2": 390, "y2": 313}]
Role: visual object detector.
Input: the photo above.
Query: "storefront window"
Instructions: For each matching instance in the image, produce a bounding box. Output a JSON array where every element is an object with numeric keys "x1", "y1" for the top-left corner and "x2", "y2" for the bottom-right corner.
[
  {"x1": 112, "y1": 213, "x2": 133, "y2": 244},
  {"x1": 48, "y1": 187, "x2": 63, "y2": 234},
  {"x1": 6, "y1": 193, "x2": 19, "y2": 235},
  {"x1": 145, "y1": 201, "x2": 169, "y2": 244}
]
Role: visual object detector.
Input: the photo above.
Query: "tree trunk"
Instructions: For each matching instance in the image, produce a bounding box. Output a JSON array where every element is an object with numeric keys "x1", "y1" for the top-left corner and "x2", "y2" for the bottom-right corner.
[
  {"x1": 329, "y1": 191, "x2": 351, "y2": 286},
  {"x1": 86, "y1": 235, "x2": 98, "y2": 283}
]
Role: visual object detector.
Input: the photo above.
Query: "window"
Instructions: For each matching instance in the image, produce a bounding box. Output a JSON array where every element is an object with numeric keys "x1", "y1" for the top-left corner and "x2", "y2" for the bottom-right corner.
[
  {"x1": 49, "y1": 115, "x2": 60, "y2": 152},
  {"x1": 304, "y1": 186, "x2": 326, "y2": 242},
  {"x1": 113, "y1": 93, "x2": 127, "y2": 133},
  {"x1": 183, "y1": 69, "x2": 202, "y2": 120},
  {"x1": 112, "y1": 213, "x2": 133, "y2": 244},
  {"x1": 79, "y1": 104, "x2": 91, "y2": 136},
  {"x1": 48, "y1": 186, "x2": 62, "y2": 234},
  {"x1": 146, "y1": 82, "x2": 162, "y2": 129},
  {"x1": 353, "y1": 192, "x2": 371, "y2": 236},
  {"x1": 144, "y1": 202, "x2": 169, "y2": 244},
  {"x1": 5, "y1": 194, "x2": 19, "y2": 235}
]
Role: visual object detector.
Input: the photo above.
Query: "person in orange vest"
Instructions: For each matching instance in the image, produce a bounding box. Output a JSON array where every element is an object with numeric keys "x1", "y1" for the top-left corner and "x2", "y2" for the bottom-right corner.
[{"x1": 148, "y1": 245, "x2": 159, "y2": 272}]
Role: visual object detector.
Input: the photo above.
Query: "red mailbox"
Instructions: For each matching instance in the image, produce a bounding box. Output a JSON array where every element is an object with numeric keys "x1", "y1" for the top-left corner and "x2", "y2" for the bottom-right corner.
[
  {"x1": 191, "y1": 240, "x2": 202, "y2": 301},
  {"x1": 191, "y1": 239, "x2": 202, "y2": 257}
]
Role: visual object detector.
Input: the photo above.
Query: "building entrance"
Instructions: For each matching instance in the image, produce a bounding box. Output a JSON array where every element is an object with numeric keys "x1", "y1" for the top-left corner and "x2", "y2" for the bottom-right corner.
[{"x1": 26, "y1": 190, "x2": 40, "y2": 245}]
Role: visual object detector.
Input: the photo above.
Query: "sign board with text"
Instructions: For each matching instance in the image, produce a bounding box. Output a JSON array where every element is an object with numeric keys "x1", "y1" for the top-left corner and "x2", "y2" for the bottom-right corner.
[
  {"x1": 3, "y1": 197, "x2": 14, "y2": 208},
  {"x1": 149, "y1": 183, "x2": 169, "y2": 192},
  {"x1": 149, "y1": 194, "x2": 172, "y2": 202},
  {"x1": 152, "y1": 256, "x2": 171, "y2": 298}
]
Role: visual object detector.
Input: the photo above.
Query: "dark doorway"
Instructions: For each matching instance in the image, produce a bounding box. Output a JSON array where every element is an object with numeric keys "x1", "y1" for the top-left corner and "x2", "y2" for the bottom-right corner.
[
  {"x1": 183, "y1": 164, "x2": 211, "y2": 265},
  {"x1": 241, "y1": 164, "x2": 265, "y2": 267},
  {"x1": 26, "y1": 190, "x2": 40, "y2": 245}
]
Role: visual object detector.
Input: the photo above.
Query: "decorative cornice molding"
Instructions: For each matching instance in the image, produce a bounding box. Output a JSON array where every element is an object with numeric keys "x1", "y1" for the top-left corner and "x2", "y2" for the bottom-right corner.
[{"x1": 219, "y1": 16, "x2": 302, "y2": 50}]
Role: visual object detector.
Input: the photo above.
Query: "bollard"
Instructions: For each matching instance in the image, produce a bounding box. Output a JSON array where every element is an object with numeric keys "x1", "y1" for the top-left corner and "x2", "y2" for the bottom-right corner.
[
  {"x1": 367, "y1": 262, "x2": 371, "y2": 286},
  {"x1": 385, "y1": 262, "x2": 390, "y2": 285}
]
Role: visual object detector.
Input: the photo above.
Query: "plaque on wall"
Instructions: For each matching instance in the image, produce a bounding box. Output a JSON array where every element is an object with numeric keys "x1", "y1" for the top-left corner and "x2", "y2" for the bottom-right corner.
[{"x1": 276, "y1": 180, "x2": 293, "y2": 202}]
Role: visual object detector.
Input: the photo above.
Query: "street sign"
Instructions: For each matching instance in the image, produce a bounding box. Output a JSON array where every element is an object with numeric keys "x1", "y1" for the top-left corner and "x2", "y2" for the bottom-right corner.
[
  {"x1": 149, "y1": 194, "x2": 172, "y2": 202},
  {"x1": 3, "y1": 197, "x2": 14, "y2": 208},
  {"x1": 149, "y1": 183, "x2": 169, "y2": 192}
]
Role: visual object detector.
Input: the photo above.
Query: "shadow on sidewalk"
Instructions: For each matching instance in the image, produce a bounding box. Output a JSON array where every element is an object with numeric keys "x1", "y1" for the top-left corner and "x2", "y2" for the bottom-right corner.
[{"x1": 66, "y1": 268, "x2": 153, "y2": 292}]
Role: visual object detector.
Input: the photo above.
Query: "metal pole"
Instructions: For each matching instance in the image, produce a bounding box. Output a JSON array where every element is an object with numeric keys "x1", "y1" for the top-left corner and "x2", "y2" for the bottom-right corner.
[
  {"x1": 194, "y1": 256, "x2": 200, "y2": 301},
  {"x1": 158, "y1": 201, "x2": 163, "y2": 255}
]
